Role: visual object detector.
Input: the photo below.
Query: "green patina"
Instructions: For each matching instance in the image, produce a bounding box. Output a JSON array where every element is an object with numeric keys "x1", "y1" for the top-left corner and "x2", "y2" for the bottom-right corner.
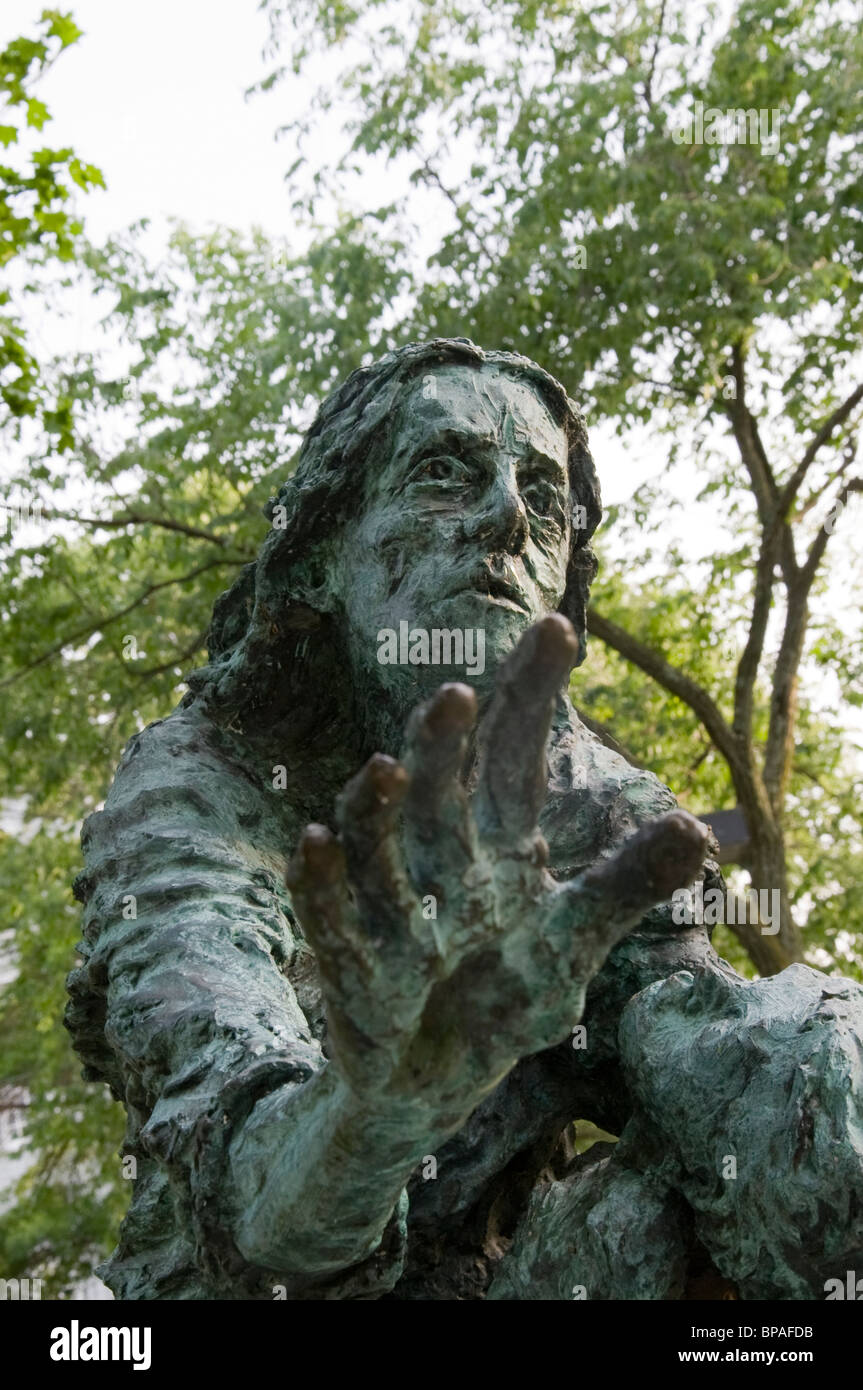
[{"x1": 66, "y1": 340, "x2": 863, "y2": 1300}]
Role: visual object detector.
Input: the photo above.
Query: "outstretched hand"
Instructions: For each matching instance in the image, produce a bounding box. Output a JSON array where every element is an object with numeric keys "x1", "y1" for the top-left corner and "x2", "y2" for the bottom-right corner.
[{"x1": 287, "y1": 615, "x2": 709, "y2": 1119}]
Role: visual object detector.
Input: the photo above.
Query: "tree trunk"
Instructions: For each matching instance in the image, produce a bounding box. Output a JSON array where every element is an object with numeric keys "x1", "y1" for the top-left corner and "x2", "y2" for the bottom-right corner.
[{"x1": 727, "y1": 824, "x2": 802, "y2": 975}]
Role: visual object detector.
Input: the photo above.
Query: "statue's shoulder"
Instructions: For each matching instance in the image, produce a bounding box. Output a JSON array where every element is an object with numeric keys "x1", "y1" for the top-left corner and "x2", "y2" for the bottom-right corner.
[
  {"x1": 107, "y1": 701, "x2": 253, "y2": 795},
  {"x1": 541, "y1": 699, "x2": 677, "y2": 874},
  {"x1": 81, "y1": 699, "x2": 301, "y2": 870}
]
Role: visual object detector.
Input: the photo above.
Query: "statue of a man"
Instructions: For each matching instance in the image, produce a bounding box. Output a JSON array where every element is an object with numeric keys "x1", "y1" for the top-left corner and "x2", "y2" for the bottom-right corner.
[{"x1": 66, "y1": 339, "x2": 863, "y2": 1300}]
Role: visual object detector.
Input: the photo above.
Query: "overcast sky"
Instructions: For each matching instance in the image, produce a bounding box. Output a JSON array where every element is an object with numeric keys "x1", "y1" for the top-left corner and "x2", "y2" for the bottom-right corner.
[{"x1": 1, "y1": 0, "x2": 304, "y2": 239}]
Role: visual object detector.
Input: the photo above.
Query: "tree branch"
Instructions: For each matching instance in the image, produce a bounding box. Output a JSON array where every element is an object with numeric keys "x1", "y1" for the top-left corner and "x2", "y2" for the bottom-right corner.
[
  {"x1": 762, "y1": 590, "x2": 807, "y2": 814},
  {"x1": 129, "y1": 631, "x2": 208, "y2": 679},
  {"x1": 586, "y1": 608, "x2": 742, "y2": 773},
  {"x1": 726, "y1": 343, "x2": 798, "y2": 583},
  {"x1": 574, "y1": 708, "x2": 648, "y2": 769},
  {"x1": 643, "y1": 0, "x2": 667, "y2": 111},
  {"x1": 417, "y1": 156, "x2": 463, "y2": 219},
  {"x1": 732, "y1": 528, "x2": 779, "y2": 740},
  {"x1": 760, "y1": 478, "x2": 861, "y2": 810},
  {"x1": 777, "y1": 383, "x2": 863, "y2": 517},
  {"x1": 39, "y1": 508, "x2": 233, "y2": 547},
  {"x1": 801, "y1": 476, "x2": 863, "y2": 587},
  {"x1": 794, "y1": 451, "x2": 857, "y2": 521},
  {"x1": 0, "y1": 559, "x2": 244, "y2": 690}
]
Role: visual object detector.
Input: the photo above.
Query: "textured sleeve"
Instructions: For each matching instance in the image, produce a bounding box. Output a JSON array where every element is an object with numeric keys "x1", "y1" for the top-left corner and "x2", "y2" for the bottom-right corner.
[{"x1": 66, "y1": 707, "x2": 405, "y2": 1298}]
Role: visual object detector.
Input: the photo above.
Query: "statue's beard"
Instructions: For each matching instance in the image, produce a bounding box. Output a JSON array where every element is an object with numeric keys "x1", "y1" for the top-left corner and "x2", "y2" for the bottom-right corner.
[
  {"x1": 269, "y1": 606, "x2": 578, "y2": 818},
  {"x1": 342, "y1": 622, "x2": 502, "y2": 763}
]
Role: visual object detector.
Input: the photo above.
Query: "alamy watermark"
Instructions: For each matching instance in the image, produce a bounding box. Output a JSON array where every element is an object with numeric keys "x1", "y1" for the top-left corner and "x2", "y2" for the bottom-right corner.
[
  {"x1": 824, "y1": 1271, "x2": 863, "y2": 1299},
  {"x1": 1, "y1": 501, "x2": 43, "y2": 536},
  {"x1": 672, "y1": 101, "x2": 781, "y2": 155},
  {"x1": 0, "y1": 1276, "x2": 42, "y2": 1299},
  {"x1": 377, "y1": 622, "x2": 486, "y2": 677},
  {"x1": 672, "y1": 882, "x2": 781, "y2": 935},
  {"x1": 49, "y1": 1321, "x2": 151, "y2": 1370}
]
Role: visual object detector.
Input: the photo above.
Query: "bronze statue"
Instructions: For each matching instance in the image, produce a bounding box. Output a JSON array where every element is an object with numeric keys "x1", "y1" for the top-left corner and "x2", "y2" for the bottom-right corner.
[{"x1": 66, "y1": 340, "x2": 863, "y2": 1300}]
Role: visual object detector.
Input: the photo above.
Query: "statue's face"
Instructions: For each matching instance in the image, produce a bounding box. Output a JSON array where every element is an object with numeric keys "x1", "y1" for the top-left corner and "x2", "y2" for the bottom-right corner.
[{"x1": 336, "y1": 362, "x2": 572, "y2": 697}]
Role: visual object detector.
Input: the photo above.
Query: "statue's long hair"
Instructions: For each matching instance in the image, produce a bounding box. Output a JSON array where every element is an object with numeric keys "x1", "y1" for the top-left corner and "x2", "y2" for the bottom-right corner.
[{"x1": 185, "y1": 338, "x2": 601, "y2": 730}]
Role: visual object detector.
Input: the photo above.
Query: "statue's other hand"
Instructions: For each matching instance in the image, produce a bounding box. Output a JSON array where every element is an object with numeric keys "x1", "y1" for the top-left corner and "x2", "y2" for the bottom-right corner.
[{"x1": 286, "y1": 616, "x2": 709, "y2": 1115}]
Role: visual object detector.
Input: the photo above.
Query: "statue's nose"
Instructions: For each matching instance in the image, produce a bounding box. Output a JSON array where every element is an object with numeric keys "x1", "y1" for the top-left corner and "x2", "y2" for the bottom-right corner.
[{"x1": 462, "y1": 476, "x2": 529, "y2": 554}]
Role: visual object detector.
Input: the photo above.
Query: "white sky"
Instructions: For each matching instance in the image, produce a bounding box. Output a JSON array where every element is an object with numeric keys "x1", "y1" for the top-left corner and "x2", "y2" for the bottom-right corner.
[{"x1": 0, "y1": 0, "x2": 299, "y2": 239}]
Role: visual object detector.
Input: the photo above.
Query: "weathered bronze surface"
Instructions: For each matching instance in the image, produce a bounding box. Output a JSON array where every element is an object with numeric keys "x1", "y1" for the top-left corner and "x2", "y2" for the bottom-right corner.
[{"x1": 67, "y1": 340, "x2": 863, "y2": 1300}]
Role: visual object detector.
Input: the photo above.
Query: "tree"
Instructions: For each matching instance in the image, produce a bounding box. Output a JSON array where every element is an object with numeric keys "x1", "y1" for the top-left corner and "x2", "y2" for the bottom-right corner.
[
  {"x1": 0, "y1": 8, "x2": 103, "y2": 437},
  {"x1": 257, "y1": 0, "x2": 863, "y2": 973}
]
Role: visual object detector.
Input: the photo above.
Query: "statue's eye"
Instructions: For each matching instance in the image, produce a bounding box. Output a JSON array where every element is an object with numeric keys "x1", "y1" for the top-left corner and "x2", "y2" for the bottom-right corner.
[
  {"x1": 411, "y1": 455, "x2": 463, "y2": 484},
  {"x1": 522, "y1": 478, "x2": 560, "y2": 516}
]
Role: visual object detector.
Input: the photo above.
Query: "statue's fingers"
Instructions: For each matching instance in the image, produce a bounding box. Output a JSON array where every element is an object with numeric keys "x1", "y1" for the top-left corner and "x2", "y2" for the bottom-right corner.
[
  {"x1": 547, "y1": 810, "x2": 711, "y2": 975},
  {"x1": 335, "y1": 752, "x2": 420, "y2": 939},
  {"x1": 584, "y1": 810, "x2": 711, "y2": 913},
  {"x1": 402, "y1": 682, "x2": 478, "y2": 893},
  {"x1": 285, "y1": 823, "x2": 371, "y2": 979},
  {"x1": 473, "y1": 614, "x2": 580, "y2": 850}
]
